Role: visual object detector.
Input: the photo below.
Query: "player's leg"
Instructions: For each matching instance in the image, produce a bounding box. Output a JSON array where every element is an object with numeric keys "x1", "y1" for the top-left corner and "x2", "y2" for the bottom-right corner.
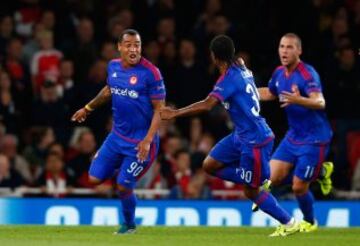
[
  {"x1": 293, "y1": 144, "x2": 329, "y2": 232},
  {"x1": 203, "y1": 133, "x2": 242, "y2": 182},
  {"x1": 88, "y1": 136, "x2": 123, "y2": 185},
  {"x1": 252, "y1": 139, "x2": 295, "y2": 212},
  {"x1": 244, "y1": 185, "x2": 299, "y2": 237},
  {"x1": 240, "y1": 140, "x2": 299, "y2": 236},
  {"x1": 292, "y1": 176, "x2": 318, "y2": 232},
  {"x1": 115, "y1": 141, "x2": 158, "y2": 234}
]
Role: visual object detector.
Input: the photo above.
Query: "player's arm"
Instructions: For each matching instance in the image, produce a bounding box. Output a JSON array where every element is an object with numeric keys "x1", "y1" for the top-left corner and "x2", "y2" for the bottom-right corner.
[
  {"x1": 280, "y1": 91, "x2": 325, "y2": 109},
  {"x1": 258, "y1": 87, "x2": 277, "y2": 101},
  {"x1": 136, "y1": 99, "x2": 165, "y2": 162},
  {"x1": 71, "y1": 85, "x2": 111, "y2": 123},
  {"x1": 160, "y1": 96, "x2": 219, "y2": 120}
]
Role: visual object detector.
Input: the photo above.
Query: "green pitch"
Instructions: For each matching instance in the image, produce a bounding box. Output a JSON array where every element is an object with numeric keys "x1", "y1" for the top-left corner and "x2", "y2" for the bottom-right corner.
[{"x1": 0, "y1": 226, "x2": 359, "y2": 246}]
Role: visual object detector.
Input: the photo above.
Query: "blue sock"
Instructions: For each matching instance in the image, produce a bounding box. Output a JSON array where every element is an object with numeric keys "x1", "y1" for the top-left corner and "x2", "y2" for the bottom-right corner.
[
  {"x1": 214, "y1": 166, "x2": 241, "y2": 184},
  {"x1": 296, "y1": 191, "x2": 315, "y2": 224},
  {"x1": 253, "y1": 191, "x2": 292, "y2": 224},
  {"x1": 119, "y1": 191, "x2": 137, "y2": 226}
]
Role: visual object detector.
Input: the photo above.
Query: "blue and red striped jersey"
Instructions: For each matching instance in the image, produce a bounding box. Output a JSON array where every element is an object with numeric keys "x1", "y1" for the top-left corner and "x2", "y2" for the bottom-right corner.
[
  {"x1": 268, "y1": 61, "x2": 332, "y2": 144},
  {"x1": 107, "y1": 57, "x2": 166, "y2": 142},
  {"x1": 209, "y1": 65, "x2": 274, "y2": 145}
]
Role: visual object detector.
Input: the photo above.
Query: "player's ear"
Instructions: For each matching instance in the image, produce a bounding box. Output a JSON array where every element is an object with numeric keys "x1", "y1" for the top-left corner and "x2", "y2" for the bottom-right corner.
[{"x1": 117, "y1": 42, "x2": 121, "y2": 52}]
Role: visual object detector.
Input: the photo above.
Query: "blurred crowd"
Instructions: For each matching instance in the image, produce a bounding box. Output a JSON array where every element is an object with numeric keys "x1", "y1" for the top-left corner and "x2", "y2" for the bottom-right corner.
[{"x1": 0, "y1": 0, "x2": 359, "y2": 199}]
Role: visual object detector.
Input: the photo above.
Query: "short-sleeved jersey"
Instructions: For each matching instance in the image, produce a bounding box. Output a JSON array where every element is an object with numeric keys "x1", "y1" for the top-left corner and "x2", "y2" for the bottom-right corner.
[
  {"x1": 209, "y1": 65, "x2": 274, "y2": 145},
  {"x1": 268, "y1": 61, "x2": 332, "y2": 144},
  {"x1": 107, "y1": 58, "x2": 166, "y2": 142}
]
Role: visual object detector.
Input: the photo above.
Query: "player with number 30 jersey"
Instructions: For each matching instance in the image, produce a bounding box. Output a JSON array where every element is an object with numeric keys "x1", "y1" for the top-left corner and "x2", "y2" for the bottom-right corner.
[{"x1": 161, "y1": 35, "x2": 299, "y2": 237}]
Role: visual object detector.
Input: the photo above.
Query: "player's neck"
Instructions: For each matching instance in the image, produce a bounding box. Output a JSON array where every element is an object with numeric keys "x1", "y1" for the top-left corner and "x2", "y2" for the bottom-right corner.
[
  {"x1": 285, "y1": 59, "x2": 301, "y2": 76},
  {"x1": 218, "y1": 63, "x2": 230, "y2": 75}
]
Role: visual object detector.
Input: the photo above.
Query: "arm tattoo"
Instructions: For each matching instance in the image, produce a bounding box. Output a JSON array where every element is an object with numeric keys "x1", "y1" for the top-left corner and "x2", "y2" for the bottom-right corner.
[{"x1": 87, "y1": 86, "x2": 111, "y2": 110}]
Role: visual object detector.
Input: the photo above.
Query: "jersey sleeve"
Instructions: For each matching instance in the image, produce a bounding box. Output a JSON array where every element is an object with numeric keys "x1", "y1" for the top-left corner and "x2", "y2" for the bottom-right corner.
[
  {"x1": 148, "y1": 68, "x2": 166, "y2": 100},
  {"x1": 208, "y1": 76, "x2": 235, "y2": 102},
  {"x1": 268, "y1": 77, "x2": 278, "y2": 96},
  {"x1": 303, "y1": 69, "x2": 322, "y2": 96},
  {"x1": 268, "y1": 67, "x2": 281, "y2": 96}
]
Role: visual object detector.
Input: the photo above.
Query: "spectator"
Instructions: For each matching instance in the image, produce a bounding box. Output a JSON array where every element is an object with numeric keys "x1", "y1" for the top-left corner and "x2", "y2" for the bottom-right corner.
[
  {"x1": 67, "y1": 128, "x2": 97, "y2": 187},
  {"x1": 169, "y1": 149, "x2": 193, "y2": 199},
  {"x1": 23, "y1": 126, "x2": 56, "y2": 177},
  {"x1": 62, "y1": 18, "x2": 97, "y2": 83},
  {"x1": 30, "y1": 80, "x2": 69, "y2": 138},
  {"x1": 0, "y1": 154, "x2": 24, "y2": 189},
  {"x1": 35, "y1": 153, "x2": 76, "y2": 198},
  {"x1": 0, "y1": 16, "x2": 15, "y2": 59},
  {"x1": 0, "y1": 134, "x2": 33, "y2": 184},
  {"x1": 30, "y1": 31, "x2": 63, "y2": 94},
  {"x1": 173, "y1": 39, "x2": 210, "y2": 107},
  {"x1": 0, "y1": 71, "x2": 19, "y2": 133}
]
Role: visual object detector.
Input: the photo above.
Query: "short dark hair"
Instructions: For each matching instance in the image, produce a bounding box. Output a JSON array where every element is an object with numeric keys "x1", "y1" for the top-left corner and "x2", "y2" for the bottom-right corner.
[
  {"x1": 118, "y1": 29, "x2": 140, "y2": 43},
  {"x1": 209, "y1": 35, "x2": 235, "y2": 65},
  {"x1": 282, "y1": 33, "x2": 302, "y2": 49}
]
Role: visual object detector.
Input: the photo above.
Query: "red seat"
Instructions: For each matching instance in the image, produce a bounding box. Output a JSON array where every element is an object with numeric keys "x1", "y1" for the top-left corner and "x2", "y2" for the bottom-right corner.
[{"x1": 347, "y1": 131, "x2": 360, "y2": 175}]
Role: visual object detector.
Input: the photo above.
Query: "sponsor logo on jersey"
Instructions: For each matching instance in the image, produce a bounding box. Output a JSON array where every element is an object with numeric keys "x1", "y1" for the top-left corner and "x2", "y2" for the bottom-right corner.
[{"x1": 110, "y1": 87, "x2": 139, "y2": 99}]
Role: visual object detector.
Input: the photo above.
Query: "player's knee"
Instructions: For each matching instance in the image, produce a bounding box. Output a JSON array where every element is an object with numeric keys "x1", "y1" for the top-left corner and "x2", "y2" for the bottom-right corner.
[
  {"x1": 270, "y1": 175, "x2": 283, "y2": 186},
  {"x1": 117, "y1": 184, "x2": 129, "y2": 193},
  {"x1": 202, "y1": 157, "x2": 222, "y2": 175},
  {"x1": 243, "y1": 186, "x2": 260, "y2": 200},
  {"x1": 202, "y1": 160, "x2": 215, "y2": 175},
  {"x1": 88, "y1": 175, "x2": 102, "y2": 185},
  {"x1": 292, "y1": 182, "x2": 308, "y2": 196}
]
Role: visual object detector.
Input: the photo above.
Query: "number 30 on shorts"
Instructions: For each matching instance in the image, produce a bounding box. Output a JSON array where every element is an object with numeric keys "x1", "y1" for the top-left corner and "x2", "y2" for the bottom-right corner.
[
  {"x1": 237, "y1": 167, "x2": 253, "y2": 183},
  {"x1": 127, "y1": 162, "x2": 144, "y2": 177}
]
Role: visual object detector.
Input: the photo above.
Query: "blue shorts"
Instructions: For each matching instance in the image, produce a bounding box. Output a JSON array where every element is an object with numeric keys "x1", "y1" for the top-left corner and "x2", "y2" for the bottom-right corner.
[
  {"x1": 271, "y1": 138, "x2": 329, "y2": 181},
  {"x1": 209, "y1": 133, "x2": 274, "y2": 188},
  {"x1": 89, "y1": 132, "x2": 159, "y2": 189}
]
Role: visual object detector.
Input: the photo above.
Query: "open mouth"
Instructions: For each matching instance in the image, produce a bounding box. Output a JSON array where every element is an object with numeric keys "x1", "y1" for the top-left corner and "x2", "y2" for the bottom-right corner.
[{"x1": 129, "y1": 54, "x2": 137, "y2": 60}]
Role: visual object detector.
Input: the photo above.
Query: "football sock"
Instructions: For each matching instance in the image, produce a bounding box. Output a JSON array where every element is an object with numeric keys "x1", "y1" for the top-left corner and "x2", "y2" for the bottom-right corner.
[
  {"x1": 296, "y1": 191, "x2": 315, "y2": 224},
  {"x1": 119, "y1": 190, "x2": 137, "y2": 226},
  {"x1": 253, "y1": 190, "x2": 292, "y2": 224}
]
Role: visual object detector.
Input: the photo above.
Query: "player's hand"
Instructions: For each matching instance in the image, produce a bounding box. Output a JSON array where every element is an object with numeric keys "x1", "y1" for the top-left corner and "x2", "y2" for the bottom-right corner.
[
  {"x1": 280, "y1": 85, "x2": 301, "y2": 107},
  {"x1": 160, "y1": 107, "x2": 176, "y2": 120},
  {"x1": 71, "y1": 108, "x2": 89, "y2": 123},
  {"x1": 234, "y1": 56, "x2": 245, "y2": 67},
  {"x1": 136, "y1": 139, "x2": 151, "y2": 163}
]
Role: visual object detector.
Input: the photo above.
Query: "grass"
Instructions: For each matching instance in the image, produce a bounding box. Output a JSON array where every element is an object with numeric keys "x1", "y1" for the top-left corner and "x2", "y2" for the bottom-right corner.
[{"x1": 0, "y1": 226, "x2": 359, "y2": 246}]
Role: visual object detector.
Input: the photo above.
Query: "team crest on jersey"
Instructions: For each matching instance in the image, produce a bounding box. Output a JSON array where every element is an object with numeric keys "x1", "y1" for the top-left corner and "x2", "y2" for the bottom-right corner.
[
  {"x1": 291, "y1": 84, "x2": 299, "y2": 92},
  {"x1": 129, "y1": 75, "x2": 138, "y2": 85}
]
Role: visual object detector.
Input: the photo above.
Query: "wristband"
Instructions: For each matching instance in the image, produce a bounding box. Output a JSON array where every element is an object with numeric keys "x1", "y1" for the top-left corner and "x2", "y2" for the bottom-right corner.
[{"x1": 85, "y1": 104, "x2": 94, "y2": 112}]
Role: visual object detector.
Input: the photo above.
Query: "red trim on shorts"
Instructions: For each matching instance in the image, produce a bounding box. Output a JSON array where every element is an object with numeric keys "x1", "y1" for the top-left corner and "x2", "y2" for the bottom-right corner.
[
  {"x1": 311, "y1": 144, "x2": 326, "y2": 181},
  {"x1": 252, "y1": 148, "x2": 262, "y2": 187},
  {"x1": 136, "y1": 142, "x2": 157, "y2": 180},
  {"x1": 112, "y1": 128, "x2": 141, "y2": 143},
  {"x1": 254, "y1": 136, "x2": 274, "y2": 147}
]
